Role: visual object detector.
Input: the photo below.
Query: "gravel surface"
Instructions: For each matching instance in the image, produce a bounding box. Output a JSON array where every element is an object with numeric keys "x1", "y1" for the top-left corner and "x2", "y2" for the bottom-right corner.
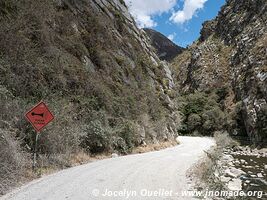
[{"x1": 0, "y1": 136, "x2": 215, "y2": 200}]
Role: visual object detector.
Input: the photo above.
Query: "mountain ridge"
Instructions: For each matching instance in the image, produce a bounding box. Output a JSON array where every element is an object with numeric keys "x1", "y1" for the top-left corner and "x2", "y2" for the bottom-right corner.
[{"x1": 143, "y1": 28, "x2": 184, "y2": 61}]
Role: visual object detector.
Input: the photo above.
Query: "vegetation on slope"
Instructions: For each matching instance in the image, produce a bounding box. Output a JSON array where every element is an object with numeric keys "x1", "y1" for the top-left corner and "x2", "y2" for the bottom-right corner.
[
  {"x1": 171, "y1": 0, "x2": 267, "y2": 144},
  {"x1": 176, "y1": 89, "x2": 244, "y2": 137},
  {"x1": 0, "y1": 0, "x2": 179, "y2": 194}
]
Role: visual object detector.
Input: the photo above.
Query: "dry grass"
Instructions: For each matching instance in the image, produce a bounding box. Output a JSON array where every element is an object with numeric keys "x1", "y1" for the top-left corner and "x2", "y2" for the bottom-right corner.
[
  {"x1": 0, "y1": 129, "x2": 29, "y2": 195},
  {"x1": 69, "y1": 152, "x2": 92, "y2": 166},
  {"x1": 189, "y1": 132, "x2": 239, "y2": 192},
  {"x1": 16, "y1": 139, "x2": 180, "y2": 186}
]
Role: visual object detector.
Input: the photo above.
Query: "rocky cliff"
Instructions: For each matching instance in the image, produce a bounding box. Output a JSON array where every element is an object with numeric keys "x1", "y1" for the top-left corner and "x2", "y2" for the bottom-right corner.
[
  {"x1": 0, "y1": 0, "x2": 181, "y2": 191},
  {"x1": 172, "y1": 0, "x2": 267, "y2": 145},
  {"x1": 143, "y1": 28, "x2": 184, "y2": 61}
]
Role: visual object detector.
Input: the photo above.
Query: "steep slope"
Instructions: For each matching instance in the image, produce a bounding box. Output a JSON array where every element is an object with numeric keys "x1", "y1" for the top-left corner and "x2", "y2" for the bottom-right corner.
[
  {"x1": 143, "y1": 28, "x2": 184, "y2": 61},
  {"x1": 172, "y1": 0, "x2": 267, "y2": 144},
  {"x1": 0, "y1": 0, "x2": 181, "y2": 193}
]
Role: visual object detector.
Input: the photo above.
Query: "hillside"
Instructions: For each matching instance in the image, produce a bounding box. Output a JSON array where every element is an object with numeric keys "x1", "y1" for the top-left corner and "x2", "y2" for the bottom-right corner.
[
  {"x1": 0, "y1": 0, "x2": 181, "y2": 194},
  {"x1": 143, "y1": 28, "x2": 184, "y2": 61},
  {"x1": 172, "y1": 0, "x2": 267, "y2": 145}
]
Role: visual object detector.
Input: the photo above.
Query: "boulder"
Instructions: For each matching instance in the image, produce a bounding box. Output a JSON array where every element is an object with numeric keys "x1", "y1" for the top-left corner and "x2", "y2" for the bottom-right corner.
[
  {"x1": 221, "y1": 154, "x2": 234, "y2": 162},
  {"x1": 111, "y1": 153, "x2": 119, "y2": 158},
  {"x1": 228, "y1": 179, "x2": 242, "y2": 191},
  {"x1": 220, "y1": 176, "x2": 231, "y2": 183},
  {"x1": 225, "y1": 167, "x2": 246, "y2": 178}
]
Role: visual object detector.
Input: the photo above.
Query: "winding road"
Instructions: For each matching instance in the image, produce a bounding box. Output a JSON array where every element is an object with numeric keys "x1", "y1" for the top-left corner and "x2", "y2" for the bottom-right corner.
[{"x1": 1, "y1": 136, "x2": 215, "y2": 200}]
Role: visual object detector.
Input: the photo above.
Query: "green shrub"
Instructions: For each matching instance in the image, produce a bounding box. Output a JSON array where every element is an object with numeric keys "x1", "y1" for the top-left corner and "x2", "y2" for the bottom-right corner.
[
  {"x1": 116, "y1": 121, "x2": 138, "y2": 153},
  {"x1": 215, "y1": 86, "x2": 229, "y2": 103},
  {"x1": 178, "y1": 91, "x2": 227, "y2": 135},
  {"x1": 112, "y1": 136, "x2": 128, "y2": 154},
  {"x1": 81, "y1": 120, "x2": 111, "y2": 154},
  {"x1": 187, "y1": 113, "x2": 202, "y2": 131},
  {"x1": 182, "y1": 92, "x2": 207, "y2": 116}
]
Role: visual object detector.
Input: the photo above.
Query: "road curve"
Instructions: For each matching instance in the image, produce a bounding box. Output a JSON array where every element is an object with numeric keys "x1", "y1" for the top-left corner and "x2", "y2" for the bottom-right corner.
[{"x1": 1, "y1": 136, "x2": 215, "y2": 200}]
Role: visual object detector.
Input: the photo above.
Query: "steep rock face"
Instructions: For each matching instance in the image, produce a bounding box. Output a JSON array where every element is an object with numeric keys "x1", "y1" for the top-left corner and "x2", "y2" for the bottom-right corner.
[
  {"x1": 216, "y1": 0, "x2": 267, "y2": 144},
  {"x1": 0, "y1": 0, "x2": 180, "y2": 155},
  {"x1": 143, "y1": 28, "x2": 184, "y2": 61},
  {"x1": 172, "y1": 0, "x2": 266, "y2": 144}
]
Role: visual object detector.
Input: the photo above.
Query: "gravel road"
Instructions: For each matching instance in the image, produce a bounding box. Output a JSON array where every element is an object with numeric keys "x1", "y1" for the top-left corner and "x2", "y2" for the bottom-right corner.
[{"x1": 1, "y1": 136, "x2": 215, "y2": 200}]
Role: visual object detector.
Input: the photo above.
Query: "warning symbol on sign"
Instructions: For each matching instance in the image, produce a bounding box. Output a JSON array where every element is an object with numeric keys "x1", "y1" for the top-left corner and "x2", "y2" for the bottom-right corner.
[{"x1": 25, "y1": 101, "x2": 54, "y2": 132}]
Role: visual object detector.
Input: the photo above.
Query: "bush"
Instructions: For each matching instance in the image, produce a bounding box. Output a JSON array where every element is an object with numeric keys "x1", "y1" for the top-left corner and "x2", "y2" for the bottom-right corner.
[
  {"x1": 187, "y1": 113, "x2": 202, "y2": 131},
  {"x1": 182, "y1": 92, "x2": 207, "y2": 116},
  {"x1": 201, "y1": 107, "x2": 225, "y2": 131},
  {"x1": 81, "y1": 120, "x2": 112, "y2": 154},
  {"x1": 214, "y1": 131, "x2": 239, "y2": 148},
  {"x1": 192, "y1": 132, "x2": 238, "y2": 194},
  {"x1": 0, "y1": 129, "x2": 28, "y2": 195},
  {"x1": 178, "y1": 91, "x2": 227, "y2": 135},
  {"x1": 116, "y1": 121, "x2": 138, "y2": 153},
  {"x1": 112, "y1": 136, "x2": 128, "y2": 154}
]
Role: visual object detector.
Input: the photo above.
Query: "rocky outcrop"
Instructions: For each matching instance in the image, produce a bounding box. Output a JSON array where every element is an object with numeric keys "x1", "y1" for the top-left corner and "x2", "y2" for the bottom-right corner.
[
  {"x1": 199, "y1": 20, "x2": 217, "y2": 42},
  {"x1": 172, "y1": 0, "x2": 267, "y2": 144},
  {"x1": 143, "y1": 28, "x2": 184, "y2": 61}
]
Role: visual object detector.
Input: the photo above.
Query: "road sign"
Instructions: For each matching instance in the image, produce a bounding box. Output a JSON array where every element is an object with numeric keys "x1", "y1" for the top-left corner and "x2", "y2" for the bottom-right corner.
[{"x1": 25, "y1": 101, "x2": 54, "y2": 132}]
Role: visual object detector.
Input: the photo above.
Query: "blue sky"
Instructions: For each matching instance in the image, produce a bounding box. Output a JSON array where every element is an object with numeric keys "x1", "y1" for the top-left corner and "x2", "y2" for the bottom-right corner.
[{"x1": 125, "y1": 0, "x2": 226, "y2": 47}]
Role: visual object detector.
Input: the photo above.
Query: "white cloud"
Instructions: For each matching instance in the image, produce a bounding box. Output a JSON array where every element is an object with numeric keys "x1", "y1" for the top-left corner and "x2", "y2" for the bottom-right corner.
[
  {"x1": 135, "y1": 13, "x2": 157, "y2": 28},
  {"x1": 168, "y1": 33, "x2": 176, "y2": 41},
  {"x1": 125, "y1": 0, "x2": 177, "y2": 28},
  {"x1": 170, "y1": 0, "x2": 207, "y2": 24}
]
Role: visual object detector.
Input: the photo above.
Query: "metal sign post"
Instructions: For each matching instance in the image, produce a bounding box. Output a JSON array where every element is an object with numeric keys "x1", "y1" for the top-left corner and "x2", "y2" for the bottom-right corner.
[
  {"x1": 33, "y1": 132, "x2": 39, "y2": 171},
  {"x1": 25, "y1": 101, "x2": 54, "y2": 172}
]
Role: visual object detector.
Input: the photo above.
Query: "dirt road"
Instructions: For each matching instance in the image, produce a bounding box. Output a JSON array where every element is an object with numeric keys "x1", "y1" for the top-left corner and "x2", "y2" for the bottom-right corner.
[{"x1": 1, "y1": 136, "x2": 215, "y2": 200}]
